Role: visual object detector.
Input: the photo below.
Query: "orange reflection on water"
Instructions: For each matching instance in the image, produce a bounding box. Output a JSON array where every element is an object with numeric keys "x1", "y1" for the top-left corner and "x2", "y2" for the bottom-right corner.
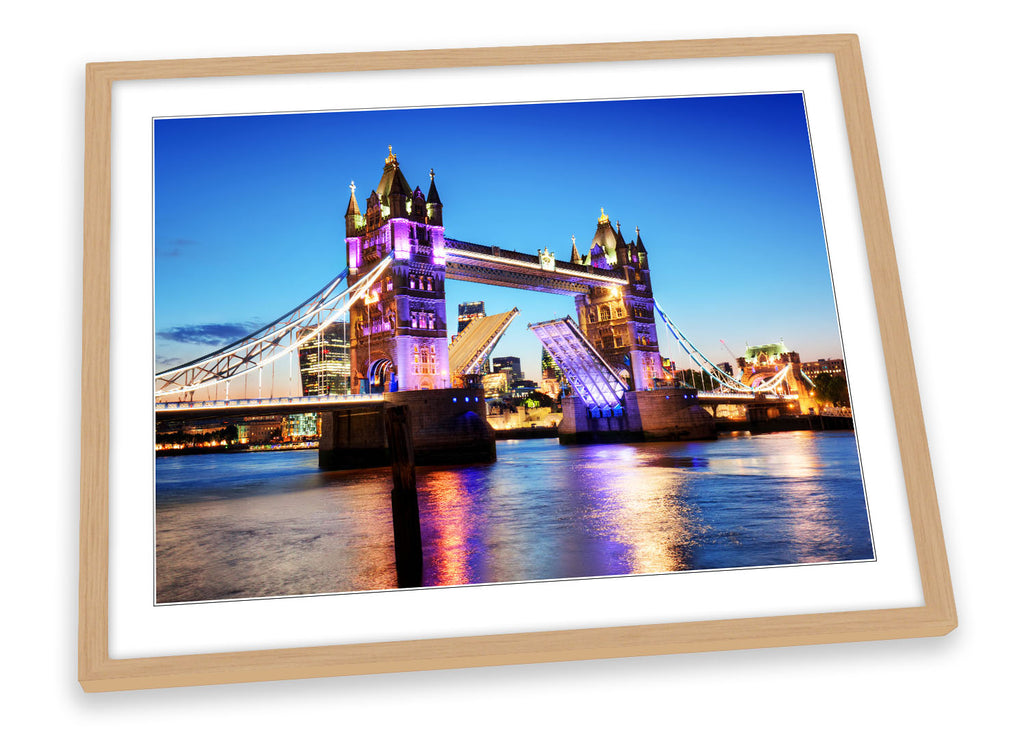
[
  {"x1": 766, "y1": 433, "x2": 842, "y2": 561},
  {"x1": 420, "y1": 471, "x2": 472, "y2": 586},
  {"x1": 582, "y1": 445, "x2": 699, "y2": 575}
]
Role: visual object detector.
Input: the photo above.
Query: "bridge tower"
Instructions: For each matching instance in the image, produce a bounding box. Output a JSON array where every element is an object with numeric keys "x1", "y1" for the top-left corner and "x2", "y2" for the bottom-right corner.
[
  {"x1": 345, "y1": 148, "x2": 450, "y2": 392},
  {"x1": 574, "y1": 210, "x2": 663, "y2": 391}
]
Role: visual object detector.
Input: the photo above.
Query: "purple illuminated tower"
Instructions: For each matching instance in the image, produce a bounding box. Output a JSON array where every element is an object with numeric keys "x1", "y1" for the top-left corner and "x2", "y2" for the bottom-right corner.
[{"x1": 345, "y1": 148, "x2": 450, "y2": 392}]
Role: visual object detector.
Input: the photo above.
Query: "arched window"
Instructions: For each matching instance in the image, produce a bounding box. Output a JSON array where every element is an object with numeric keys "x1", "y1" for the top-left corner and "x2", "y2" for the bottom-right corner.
[{"x1": 599, "y1": 306, "x2": 611, "y2": 321}]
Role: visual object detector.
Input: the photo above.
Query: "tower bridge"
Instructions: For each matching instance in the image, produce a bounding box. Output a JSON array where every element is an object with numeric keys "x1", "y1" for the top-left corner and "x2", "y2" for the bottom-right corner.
[
  {"x1": 343, "y1": 150, "x2": 665, "y2": 399},
  {"x1": 156, "y1": 148, "x2": 807, "y2": 466}
]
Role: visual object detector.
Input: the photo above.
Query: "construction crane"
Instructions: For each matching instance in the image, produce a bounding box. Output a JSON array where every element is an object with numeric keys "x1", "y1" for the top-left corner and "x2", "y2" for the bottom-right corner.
[{"x1": 720, "y1": 339, "x2": 742, "y2": 369}]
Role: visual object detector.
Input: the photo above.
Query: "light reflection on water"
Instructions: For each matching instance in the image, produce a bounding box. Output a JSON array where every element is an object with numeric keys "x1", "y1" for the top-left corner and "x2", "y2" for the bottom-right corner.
[{"x1": 155, "y1": 431, "x2": 873, "y2": 603}]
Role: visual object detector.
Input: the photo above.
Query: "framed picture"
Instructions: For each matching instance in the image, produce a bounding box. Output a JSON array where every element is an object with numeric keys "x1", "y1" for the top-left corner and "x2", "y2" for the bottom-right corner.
[{"x1": 80, "y1": 34, "x2": 955, "y2": 692}]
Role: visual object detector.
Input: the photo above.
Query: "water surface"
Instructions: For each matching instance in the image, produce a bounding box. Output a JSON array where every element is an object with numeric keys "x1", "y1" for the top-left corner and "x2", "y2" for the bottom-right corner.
[{"x1": 155, "y1": 431, "x2": 873, "y2": 603}]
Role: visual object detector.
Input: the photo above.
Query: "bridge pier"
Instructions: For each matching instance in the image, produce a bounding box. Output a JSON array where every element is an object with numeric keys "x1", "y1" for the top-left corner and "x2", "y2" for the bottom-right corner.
[
  {"x1": 318, "y1": 388, "x2": 495, "y2": 470},
  {"x1": 559, "y1": 387, "x2": 715, "y2": 445}
]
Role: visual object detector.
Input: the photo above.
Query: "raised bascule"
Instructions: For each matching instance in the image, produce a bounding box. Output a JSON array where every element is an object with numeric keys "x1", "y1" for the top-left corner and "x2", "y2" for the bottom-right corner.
[{"x1": 156, "y1": 148, "x2": 808, "y2": 467}]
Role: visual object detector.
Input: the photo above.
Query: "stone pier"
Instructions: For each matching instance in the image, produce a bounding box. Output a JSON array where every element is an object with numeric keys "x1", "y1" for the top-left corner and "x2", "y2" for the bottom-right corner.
[
  {"x1": 558, "y1": 387, "x2": 716, "y2": 445},
  {"x1": 319, "y1": 387, "x2": 495, "y2": 469}
]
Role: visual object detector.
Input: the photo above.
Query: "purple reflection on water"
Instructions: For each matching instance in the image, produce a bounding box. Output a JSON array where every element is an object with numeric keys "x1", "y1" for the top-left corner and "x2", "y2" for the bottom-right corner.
[{"x1": 155, "y1": 432, "x2": 873, "y2": 603}]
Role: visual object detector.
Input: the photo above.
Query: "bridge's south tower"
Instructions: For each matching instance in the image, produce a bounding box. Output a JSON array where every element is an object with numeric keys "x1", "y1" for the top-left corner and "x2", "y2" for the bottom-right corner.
[
  {"x1": 574, "y1": 210, "x2": 663, "y2": 391},
  {"x1": 345, "y1": 148, "x2": 449, "y2": 392}
]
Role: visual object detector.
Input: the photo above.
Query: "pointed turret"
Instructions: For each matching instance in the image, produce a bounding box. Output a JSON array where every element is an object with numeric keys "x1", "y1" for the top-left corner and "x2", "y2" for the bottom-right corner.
[
  {"x1": 345, "y1": 181, "x2": 364, "y2": 237},
  {"x1": 634, "y1": 226, "x2": 649, "y2": 274},
  {"x1": 614, "y1": 220, "x2": 629, "y2": 266},
  {"x1": 426, "y1": 167, "x2": 443, "y2": 226},
  {"x1": 589, "y1": 207, "x2": 619, "y2": 268},
  {"x1": 376, "y1": 146, "x2": 412, "y2": 219},
  {"x1": 570, "y1": 233, "x2": 582, "y2": 265}
]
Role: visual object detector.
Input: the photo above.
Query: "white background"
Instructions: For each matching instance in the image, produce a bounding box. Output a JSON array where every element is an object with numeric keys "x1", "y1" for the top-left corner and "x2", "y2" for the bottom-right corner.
[{"x1": 0, "y1": 1, "x2": 1018, "y2": 733}]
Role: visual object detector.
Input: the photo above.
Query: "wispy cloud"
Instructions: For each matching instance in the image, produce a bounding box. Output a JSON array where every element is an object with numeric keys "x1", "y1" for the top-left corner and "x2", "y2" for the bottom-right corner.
[
  {"x1": 157, "y1": 321, "x2": 260, "y2": 347},
  {"x1": 155, "y1": 354, "x2": 183, "y2": 369},
  {"x1": 157, "y1": 237, "x2": 199, "y2": 258}
]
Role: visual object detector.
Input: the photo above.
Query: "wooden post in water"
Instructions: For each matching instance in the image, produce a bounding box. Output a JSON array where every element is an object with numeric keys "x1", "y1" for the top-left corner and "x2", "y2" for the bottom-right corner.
[{"x1": 384, "y1": 404, "x2": 423, "y2": 588}]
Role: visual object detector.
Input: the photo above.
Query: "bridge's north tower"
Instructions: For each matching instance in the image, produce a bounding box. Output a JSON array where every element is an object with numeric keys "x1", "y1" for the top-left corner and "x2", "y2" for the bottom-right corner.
[
  {"x1": 345, "y1": 148, "x2": 450, "y2": 392},
  {"x1": 573, "y1": 210, "x2": 663, "y2": 391}
]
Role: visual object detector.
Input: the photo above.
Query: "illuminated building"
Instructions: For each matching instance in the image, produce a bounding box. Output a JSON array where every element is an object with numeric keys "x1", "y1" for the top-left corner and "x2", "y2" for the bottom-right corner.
[
  {"x1": 492, "y1": 356, "x2": 523, "y2": 383},
  {"x1": 458, "y1": 301, "x2": 486, "y2": 332},
  {"x1": 541, "y1": 347, "x2": 563, "y2": 382},
  {"x1": 801, "y1": 358, "x2": 846, "y2": 379},
  {"x1": 298, "y1": 321, "x2": 351, "y2": 396},
  {"x1": 481, "y1": 372, "x2": 508, "y2": 398},
  {"x1": 458, "y1": 301, "x2": 490, "y2": 372},
  {"x1": 283, "y1": 413, "x2": 319, "y2": 439},
  {"x1": 574, "y1": 215, "x2": 663, "y2": 390},
  {"x1": 740, "y1": 341, "x2": 792, "y2": 366},
  {"x1": 239, "y1": 416, "x2": 283, "y2": 444},
  {"x1": 346, "y1": 148, "x2": 450, "y2": 392}
]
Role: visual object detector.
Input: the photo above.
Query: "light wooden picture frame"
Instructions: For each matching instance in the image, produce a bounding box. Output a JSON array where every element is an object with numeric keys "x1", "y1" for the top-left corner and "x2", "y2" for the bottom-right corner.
[{"x1": 80, "y1": 34, "x2": 955, "y2": 692}]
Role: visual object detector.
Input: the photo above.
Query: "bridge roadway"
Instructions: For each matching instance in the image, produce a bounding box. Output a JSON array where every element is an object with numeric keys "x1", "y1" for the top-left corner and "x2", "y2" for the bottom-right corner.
[
  {"x1": 696, "y1": 392, "x2": 798, "y2": 404},
  {"x1": 155, "y1": 394, "x2": 383, "y2": 423},
  {"x1": 154, "y1": 391, "x2": 799, "y2": 422}
]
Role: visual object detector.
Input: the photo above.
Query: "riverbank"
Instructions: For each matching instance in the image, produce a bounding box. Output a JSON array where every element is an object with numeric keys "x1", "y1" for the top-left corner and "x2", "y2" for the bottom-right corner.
[
  {"x1": 715, "y1": 414, "x2": 854, "y2": 434},
  {"x1": 156, "y1": 441, "x2": 317, "y2": 457},
  {"x1": 493, "y1": 426, "x2": 559, "y2": 440}
]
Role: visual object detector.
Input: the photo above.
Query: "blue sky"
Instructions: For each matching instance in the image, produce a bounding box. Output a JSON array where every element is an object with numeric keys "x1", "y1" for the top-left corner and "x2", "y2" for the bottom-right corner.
[{"x1": 155, "y1": 93, "x2": 843, "y2": 390}]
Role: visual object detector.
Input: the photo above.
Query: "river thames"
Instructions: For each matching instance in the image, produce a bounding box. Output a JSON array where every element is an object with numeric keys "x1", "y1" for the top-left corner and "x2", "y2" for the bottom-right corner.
[{"x1": 155, "y1": 431, "x2": 873, "y2": 604}]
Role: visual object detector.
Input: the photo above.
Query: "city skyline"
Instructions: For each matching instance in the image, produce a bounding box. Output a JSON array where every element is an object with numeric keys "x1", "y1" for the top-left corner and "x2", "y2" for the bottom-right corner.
[{"x1": 155, "y1": 92, "x2": 843, "y2": 390}]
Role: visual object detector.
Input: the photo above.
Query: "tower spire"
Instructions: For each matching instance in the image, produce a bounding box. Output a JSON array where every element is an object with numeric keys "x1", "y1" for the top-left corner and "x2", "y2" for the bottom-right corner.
[
  {"x1": 635, "y1": 225, "x2": 647, "y2": 252},
  {"x1": 570, "y1": 233, "x2": 582, "y2": 264},
  {"x1": 345, "y1": 180, "x2": 364, "y2": 237},
  {"x1": 426, "y1": 166, "x2": 443, "y2": 225},
  {"x1": 346, "y1": 181, "x2": 360, "y2": 215}
]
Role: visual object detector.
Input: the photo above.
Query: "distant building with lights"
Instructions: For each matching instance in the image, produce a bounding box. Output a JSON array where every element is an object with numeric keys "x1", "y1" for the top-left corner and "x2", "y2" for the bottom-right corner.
[
  {"x1": 492, "y1": 356, "x2": 523, "y2": 383},
  {"x1": 283, "y1": 413, "x2": 319, "y2": 439},
  {"x1": 298, "y1": 321, "x2": 351, "y2": 396},
  {"x1": 457, "y1": 301, "x2": 491, "y2": 372},
  {"x1": 481, "y1": 371, "x2": 508, "y2": 398},
  {"x1": 239, "y1": 416, "x2": 283, "y2": 444},
  {"x1": 510, "y1": 379, "x2": 539, "y2": 399},
  {"x1": 541, "y1": 348, "x2": 564, "y2": 382},
  {"x1": 458, "y1": 301, "x2": 486, "y2": 332},
  {"x1": 740, "y1": 341, "x2": 792, "y2": 366},
  {"x1": 801, "y1": 358, "x2": 846, "y2": 379}
]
